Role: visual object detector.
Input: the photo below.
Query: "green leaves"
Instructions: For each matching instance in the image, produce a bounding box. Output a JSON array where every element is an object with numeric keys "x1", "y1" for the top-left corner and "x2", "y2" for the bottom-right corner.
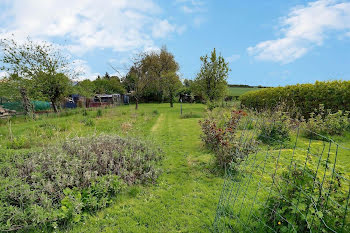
[{"x1": 194, "y1": 48, "x2": 230, "y2": 103}]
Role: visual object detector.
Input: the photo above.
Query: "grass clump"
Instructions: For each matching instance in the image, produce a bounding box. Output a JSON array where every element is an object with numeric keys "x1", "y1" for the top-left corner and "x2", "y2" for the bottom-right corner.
[
  {"x1": 0, "y1": 135, "x2": 162, "y2": 232},
  {"x1": 180, "y1": 112, "x2": 202, "y2": 119},
  {"x1": 96, "y1": 109, "x2": 103, "y2": 117}
]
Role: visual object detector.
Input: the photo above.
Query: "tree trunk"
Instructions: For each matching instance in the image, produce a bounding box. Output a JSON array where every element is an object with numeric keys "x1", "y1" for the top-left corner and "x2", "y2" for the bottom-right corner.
[
  {"x1": 52, "y1": 101, "x2": 58, "y2": 113},
  {"x1": 135, "y1": 98, "x2": 138, "y2": 110},
  {"x1": 19, "y1": 87, "x2": 33, "y2": 116},
  {"x1": 170, "y1": 92, "x2": 174, "y2": 107}
]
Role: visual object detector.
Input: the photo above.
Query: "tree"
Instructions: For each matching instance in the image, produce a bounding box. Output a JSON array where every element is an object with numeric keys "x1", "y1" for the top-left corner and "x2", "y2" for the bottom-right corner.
[
  {"x1": 121, "y1": 46, "x2": 180, "y2": 108},
  {"x1": 34, "y1": 72, "x2": 72, "y2": 112},
  {"x1": 124, "y1": 60, "x2": 150, "y2": 110},
  {"x1": 93, "y1": 75, "x2": 124, "y2": 94},
  {"x1": 194, "y1": 48, "x2": 229, "y2": 103},
  {"x1": 74, "y1": 79, "x2": 95, "y2": 98},
  {"x1": 162, "y1": 72, "x2": 182, "y2": 107},
  {"x1": 0, "y1": 37, "x2": 76, "y2": 113}
]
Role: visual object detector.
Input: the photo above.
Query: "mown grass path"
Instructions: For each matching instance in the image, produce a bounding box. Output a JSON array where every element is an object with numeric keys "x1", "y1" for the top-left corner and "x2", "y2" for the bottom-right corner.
[{"x1": 66, "y1": 104, "x2": 223, "y2": 233}]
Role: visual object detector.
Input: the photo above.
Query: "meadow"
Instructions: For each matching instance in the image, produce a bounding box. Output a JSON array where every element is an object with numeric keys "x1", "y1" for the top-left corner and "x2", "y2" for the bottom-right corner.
[{"x1": 228, "y1": 87, "x2": 260, "y2": 97}]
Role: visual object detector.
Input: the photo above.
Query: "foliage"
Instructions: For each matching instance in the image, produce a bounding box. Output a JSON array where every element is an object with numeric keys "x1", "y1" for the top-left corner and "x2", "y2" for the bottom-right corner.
[
  {"x1": 162, "y1": 72, "x2": 182, "y2": 107},
  {"x1": 301, "y1": 104, "x2": 350, "y2": 138},
  {"x1": 34, "y1": 72, "x2": 72, "y2": 112},
  {"x1": 123, "y1": 46, "x2": 180, "y2": 108},
  {"x1": 257, "y1": 110, "x2": 291, "y2": 145},
  {"x1": 199, "y1": 109, "x2": 257, "y2": 168},
  {"x1": 240, "y1": 80, "x2": 350, "y2": 118},
  {"x1": 261, "y1": 164, "x2": 349, "y2": 233},
  {"x1": 193, "y1": 48, "x2": 230, "y2": 103},
  {"x1": 96, "y1": 109, "x2": 103, "y2": 117},
  {"x1": 0, "y1": 37, "x2": 77, "y2": 114},
  {"x1": 0, "y1": 135, "x2": 162, "y2": 231},
  {"x1": 74, "y1": 79, "x2": 96, "y2": 98},
  {"x1": 83, "y1": 118, "x2": 95, "y2": 126}
]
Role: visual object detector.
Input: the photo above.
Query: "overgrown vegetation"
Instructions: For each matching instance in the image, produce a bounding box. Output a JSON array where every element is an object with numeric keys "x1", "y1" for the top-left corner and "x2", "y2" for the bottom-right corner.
[
  {"x1": 199, "y1": 109, "x2": 257, "y2": 168},
  {"x1": 301, "y1": 104, "x2": 350, "y2": 138},
  {"x1": 262, "y1": 164, "x2": 349, "y2": 232},
  {"x1": 0, "y1": 134, "x2": 162, "y2": 231}
]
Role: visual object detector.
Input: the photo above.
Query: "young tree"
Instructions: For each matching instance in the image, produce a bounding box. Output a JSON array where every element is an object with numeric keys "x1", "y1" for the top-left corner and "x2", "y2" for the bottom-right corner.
[
  {"x1": 34, "y1": 72, "x2": 72, "y2": 112},
  {"x1": 124, "y1": 60, "x2": 150, "y2": 110},
  {"x1": 194, "y1": 48, "x2": 230, "y2": 103},
  {"x1": 162, "y1": 72, "x2": 182, "y2": 107},
  {"x1": 0, "y1": 37, "x2": 76, "y2": 113}
]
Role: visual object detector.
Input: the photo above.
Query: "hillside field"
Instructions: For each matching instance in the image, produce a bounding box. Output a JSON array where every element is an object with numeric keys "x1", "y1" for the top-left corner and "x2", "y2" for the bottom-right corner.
[{"x1": 227, "y1": 86, "x2": 260, "y2": 96}]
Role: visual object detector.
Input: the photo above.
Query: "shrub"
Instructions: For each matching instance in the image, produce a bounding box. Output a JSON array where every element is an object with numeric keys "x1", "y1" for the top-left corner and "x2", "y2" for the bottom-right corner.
[
  {"x1": 261, "y1": 164, "x2": 349, "y2": 232},
  {"x1": 6, "y1": 135, "x2": 31, "y2": 149},
  {"x1": 301, "y1": 104, "x2": 350, "y2": 138},
  {"x1": 200, "y1": 110, "x2": 257, "y2": 168},
  {"x1": 0, "y1": 135, "x2": 162, "y2": 231},
  {"x1": 240, "y1": 80, "x2": 350, "y2": 118},
  {"x1": 82, "y1": 109, "x2": 88, "y2": 116},
  {"x1": 96, "y1": 109, "x2": 103, "y2": 117},
  {"x1": 152, "y1": 109, "x2": 159, "y2": 115},
  {"x1": 257, "y1": 110, "x2": 291, "y2": 145},
  {"x1": 83, "y1": 118, "x2": 95, "y2": 127}
]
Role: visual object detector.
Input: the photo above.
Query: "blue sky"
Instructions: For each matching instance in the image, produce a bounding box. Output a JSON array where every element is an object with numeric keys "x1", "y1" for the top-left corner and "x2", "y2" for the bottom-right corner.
[{"x1": 1, "y1": 0, "x2": 350, "y2": 86}]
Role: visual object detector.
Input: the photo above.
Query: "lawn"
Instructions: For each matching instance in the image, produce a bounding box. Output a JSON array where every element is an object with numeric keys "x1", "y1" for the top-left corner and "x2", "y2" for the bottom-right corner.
[
  {"x1": 0, "y1": 103, "x2": 224, "y2": 233},
  {"x1": 1, "y1": 103, "x2": 349, "y2": 232}
]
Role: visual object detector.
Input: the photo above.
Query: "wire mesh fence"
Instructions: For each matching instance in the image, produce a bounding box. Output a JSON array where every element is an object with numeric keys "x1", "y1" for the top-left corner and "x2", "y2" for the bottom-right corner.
[{"x1": 213, "y1": 115, "x2": 350, "y2": 233}]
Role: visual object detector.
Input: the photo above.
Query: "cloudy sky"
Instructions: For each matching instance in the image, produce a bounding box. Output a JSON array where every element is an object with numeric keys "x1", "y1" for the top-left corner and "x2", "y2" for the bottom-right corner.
[{"x1": 1, "y1": 0, "x2": 350, "y2": 86}]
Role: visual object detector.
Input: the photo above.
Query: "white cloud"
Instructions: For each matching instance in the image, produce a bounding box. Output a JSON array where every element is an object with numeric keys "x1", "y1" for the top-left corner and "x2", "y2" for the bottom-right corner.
[
  {"x1": 227, "y1": 54, "x2": 240, "y2": 63},
  {"x1": 152, "y1": 20, "x2": 176, "y2": 38},
  {"x1": 176, "y1": 0, "x2": 205, "y2": 14},
  {"x1": 247, "y1": 0, "x2": 350, "y2": 63},
  {"x1": 0, "y1": 0, "x2": 181, "y2": 55}
]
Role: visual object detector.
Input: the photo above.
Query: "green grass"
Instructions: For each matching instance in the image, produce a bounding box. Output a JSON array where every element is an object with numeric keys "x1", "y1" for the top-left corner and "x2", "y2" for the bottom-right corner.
[
  {"x1": 0, "y1": 103, "x2": 224, "y2": 233},
  {"x1": 228, "y1": 87, "x2": 260, "y2": 96},
  {"x1": 1, "y1": 103, "x2": 350, "y2": 232}
]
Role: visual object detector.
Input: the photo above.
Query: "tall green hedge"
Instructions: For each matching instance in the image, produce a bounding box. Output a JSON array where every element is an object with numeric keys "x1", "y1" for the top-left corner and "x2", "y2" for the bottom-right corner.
[{"x1": 240, "y1": 80, "x2": 350, "y2": 117}]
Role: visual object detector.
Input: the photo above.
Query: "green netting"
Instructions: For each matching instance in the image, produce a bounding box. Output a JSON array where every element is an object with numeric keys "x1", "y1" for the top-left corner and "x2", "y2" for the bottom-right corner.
[
  {"x1": 213, "y1": 116, "x2": 350, "y2": 233},
  {"x1": 2, "y1": 101, "x2": 51, "y2": 112}
]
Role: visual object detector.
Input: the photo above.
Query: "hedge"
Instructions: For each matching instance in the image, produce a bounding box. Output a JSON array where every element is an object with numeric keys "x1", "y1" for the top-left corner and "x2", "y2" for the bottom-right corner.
[{"x1": 240, "y1": 80, "x2": 350, "y2": 118}]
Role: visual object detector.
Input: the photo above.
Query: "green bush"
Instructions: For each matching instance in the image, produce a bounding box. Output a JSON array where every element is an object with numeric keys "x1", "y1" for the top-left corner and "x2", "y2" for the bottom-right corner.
[
  {"x1": 301, "y1": 104, "x2": 350, "y2": 138},
  {"x1": 240, "y1": 80, "x2": 350, "y2": 118},
  {"x1": 261, "y1": 164, "x2": 349, "y2": 232},
  {"x1": 96, "y1": 109, "x2": 103, "y2": 117},
  {"x1": 6, "y1": 135, "x2": 31, "y2": 149},
  {"x1": 257, "y1": 110, "x2": 291, "y2": 145},
  {"x1": 0, "y1": 135, "x2": 162, "y2": 231},
  {"x1": 199, "y1": 110, "x2": 257, "y2": 168}
]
